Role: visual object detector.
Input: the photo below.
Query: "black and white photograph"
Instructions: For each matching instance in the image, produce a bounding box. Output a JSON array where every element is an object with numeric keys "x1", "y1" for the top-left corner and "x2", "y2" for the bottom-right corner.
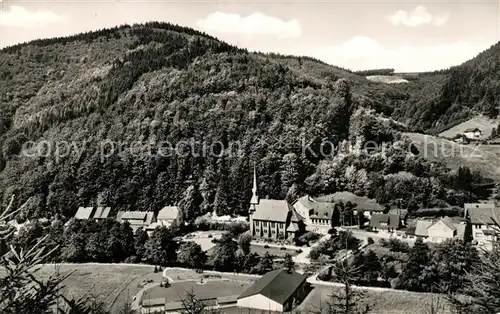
[{"x1": 0, "y1": 0, "x2": 499, "y2": 313}]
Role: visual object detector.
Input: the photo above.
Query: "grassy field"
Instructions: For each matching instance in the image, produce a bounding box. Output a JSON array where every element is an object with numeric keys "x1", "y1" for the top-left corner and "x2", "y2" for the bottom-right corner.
[
  {"x1": 438, "y1": 115, "x2": 499, "y2": 140},
  {"x1": 299, "y1": 285, "x2": 451, "y2": 314},
  {"x1": 405, "y1": 132, "x2": 500, "y2": 180},
  {"x1": 30, "y1": 264, "x2": 161, "y2": 313},
  {"x1": 145, "y1": 279, "x2": 251, "y2": 301}
]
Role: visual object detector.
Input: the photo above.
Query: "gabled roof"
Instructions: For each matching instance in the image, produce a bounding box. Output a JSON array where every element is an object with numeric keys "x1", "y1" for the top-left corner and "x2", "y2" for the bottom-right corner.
[
  {"x1": 121, "y1": 211, "x2": 148, "y2": 220},
  {"x1": 237, "y1": 269, "x2": 306, "y2": 304},
  {"x1": 157, "y1": 206, "x2": 180, "y2": 221},
  {"x1": 464, "y1": 128, "x2": 481, "y2": 133},
  {"x1": 294, "y1": 195, "x2": 336, "y2": 219},
  {"x1": 415, "y1": 219, "x2": 433, "y2": 237},
  {"x1": 466, "y1": 203, "x2": 500, "y2": 225},
  {"x1": 75, "y1": 207, "x2": 94, "y2": 220},
  {"x1": 93, "y1": 207, "x2": 111, "y2": 220},
  {"x1": 252, "y1": 199, "x2": 299, "y2": 222},
  {"x1": 326, "y1": 192, "x2": 385, "y2": 212},
  {"x1": 369, "y1": 214, "x2": 400, "y2": 229}
]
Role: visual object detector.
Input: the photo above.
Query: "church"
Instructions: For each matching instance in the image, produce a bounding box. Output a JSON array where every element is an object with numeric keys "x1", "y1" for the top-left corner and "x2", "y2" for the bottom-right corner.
[{"x1": 248, "y1": 167, "x2": 305, "y2": 240}]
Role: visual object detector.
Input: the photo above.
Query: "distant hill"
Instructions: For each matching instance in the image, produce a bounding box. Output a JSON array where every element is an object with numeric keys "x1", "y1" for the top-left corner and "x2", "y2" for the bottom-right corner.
[
  {"x1": 0, "y1": 22, "x2": 492, "y2": 219},
  {"x1": 391, "y1": 42, "x2": 500, "y2": 134}
]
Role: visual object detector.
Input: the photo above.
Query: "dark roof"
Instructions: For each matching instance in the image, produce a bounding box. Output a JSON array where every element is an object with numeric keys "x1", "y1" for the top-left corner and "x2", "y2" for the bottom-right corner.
[
  {"x1": 466, "y1": 203, "x2": 500, "y2": 225},
  {"x1": 369, "y1": 214, "x2": 400, "y2": 229},
  {"x1": 464, "y1": 128, "x2": 480, "y2": 133},
  {"x1": 237, "y1": 269, "x2": 306, "y2": 304},
  {"x1": 294, "y1": 195, "x2": 336, "y2": 219}
]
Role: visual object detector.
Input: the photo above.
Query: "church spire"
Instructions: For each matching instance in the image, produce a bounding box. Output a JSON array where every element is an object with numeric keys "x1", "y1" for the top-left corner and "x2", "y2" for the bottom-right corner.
[{"x1": 250, "y1": 163, "x2": 259, "y2": 210}]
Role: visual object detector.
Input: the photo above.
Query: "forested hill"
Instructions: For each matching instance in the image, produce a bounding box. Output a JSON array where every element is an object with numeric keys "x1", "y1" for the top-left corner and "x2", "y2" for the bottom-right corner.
[
  {"x1": 0, "y1": 23, "x2": 485, "y2": 220},
  {"x1": 390, "y1": 42, "x2": 500, "y2": 134}
]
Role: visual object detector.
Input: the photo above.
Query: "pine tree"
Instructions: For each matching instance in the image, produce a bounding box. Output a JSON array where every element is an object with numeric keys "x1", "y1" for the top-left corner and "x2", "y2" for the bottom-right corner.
[
  {"x1": 397, "y1": 237, "x2": 430, "y2": 292},
  {"x1": 283, "y1": 253, "x2": 296, "y2": 273},
  {"x1": 317, "y1": 260, "x2": 371, "y2": 314}
]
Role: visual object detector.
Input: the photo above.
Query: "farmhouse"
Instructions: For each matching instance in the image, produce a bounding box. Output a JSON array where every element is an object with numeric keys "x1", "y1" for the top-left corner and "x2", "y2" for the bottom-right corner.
[
  {"x1": 74, "y1": 206, "x2": 111, "y2": 221},
  {"x1": 465, "y1": 202, "x2": 500, "y2": 244},
  {"x1": 249, "y1": 168, "x2": 305, "y2": 240},
  {"x1": 116, "y1": 211, "x2": 156, "y2": 232},
  {"x1": 369, "y1": 213, "x2": 401, "y2": 232},
  {"x1": 414, "y1": 216, "x2": 467, "y2": 243},
  {"x1": 237, "y1": 269, "x2": 308, "y2": 312},
  {"x1": 293, "y1": 195, "x2": 336, "y2": 233},
  {"x1": 157, "y1": 205, "x2": 180, "y2": 227},
  {"x1": 463, "y1": 128, "x2": 482, "y2": 139}
]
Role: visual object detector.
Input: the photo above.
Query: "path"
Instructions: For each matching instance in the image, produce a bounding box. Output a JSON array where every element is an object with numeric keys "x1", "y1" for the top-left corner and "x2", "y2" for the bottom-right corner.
[{"x1": 293, "y1": 233, "x2": 331, "y2": 264}]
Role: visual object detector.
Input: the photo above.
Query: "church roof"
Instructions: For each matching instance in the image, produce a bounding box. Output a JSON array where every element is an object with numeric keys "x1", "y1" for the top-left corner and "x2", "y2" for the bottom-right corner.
[{"x1": 252, "y1": 199, "x2": 301, "y2": 223}]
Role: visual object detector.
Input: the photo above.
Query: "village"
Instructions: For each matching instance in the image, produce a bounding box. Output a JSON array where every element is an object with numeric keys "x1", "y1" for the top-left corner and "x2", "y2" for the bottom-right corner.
[{"x1": 8, "y1": 167, "x2": 494, "y2": 313}]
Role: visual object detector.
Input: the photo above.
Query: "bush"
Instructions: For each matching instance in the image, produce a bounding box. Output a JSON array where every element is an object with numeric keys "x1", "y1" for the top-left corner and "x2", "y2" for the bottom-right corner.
[
  {"x1": 264, "y1": 244, "x2": 269, "y2": 248},
  {"x1": 386, "y1": 238, "x2": 410, "y2": 253},
  {"x1": 379, "y1": 238, "x2": 388, "y2": 246},
  {"x1": 296, "y1": 249, "x2": 303, "y2": 253},
  {"x1": 280, "y1": 246, "x2": 286, "y2": 250},
  {"x1": 124, "y1": 255, "x2": 139, "y2": 263},
  {"x1": 367, "y1": 237, "x2": 375, "y2": 245},
  {"x1": 328, "y1": 228, "x2": 337, "y2": 235}
]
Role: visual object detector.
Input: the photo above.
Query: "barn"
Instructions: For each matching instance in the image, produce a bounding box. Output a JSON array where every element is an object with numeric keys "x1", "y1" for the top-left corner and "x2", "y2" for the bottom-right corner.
[{"x1": 237, "y1": 269, "x2": 308, "y2": 312}]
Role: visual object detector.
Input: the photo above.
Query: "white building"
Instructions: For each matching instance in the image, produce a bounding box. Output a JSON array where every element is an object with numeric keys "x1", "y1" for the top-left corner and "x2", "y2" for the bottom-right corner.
[
  {"x1": 157, "y1": 206, "x2": 180, "y2": 227},
  {"x1": 463, "y1": 128, "x2": 482, "y2": 139},
  {"x1": 237, "y1": 269, "x2": 308, "y2": 312},
  {"x1": 465, "y1": 202, "x2": 500, "y2": 244}
]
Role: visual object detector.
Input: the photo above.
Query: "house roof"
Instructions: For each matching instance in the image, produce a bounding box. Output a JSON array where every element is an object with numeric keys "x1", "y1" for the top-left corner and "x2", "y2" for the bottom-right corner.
[
  {"x1": 294, "y1": 195, "x2": 336, "y2": 219},
  {"x1": 121, "y1": 211, "x2": 148, "y2": 220},
  {"x1": 74, "y1": 207, "x2": 94, "y2": 220},
  {"x1": 414, "y1": 219, "x2": 434, "y2": 237},
  {"x1": 237, "y1": 269, "x2": 306, "y2": 304},
  {"x1": 157, "y1": 206, "x2": 180, "y2": 221},
  {"x1": 93, "y1": 207, "x2": 111, "y2": 220},
  {"x1": 326, "y1": 191, "x2": 385, "y2": 212},
  {"x1": 369, "y1": 214, "x2": 400, "y2": 229},
  {"x1": 252, "y1": 199, "x2": 302, "y2": 222},
  {"x1": 118, "y1": 211, "x2": 155, "y2": 229},
  {"x1": 464, "y1": 128, "x2": 480, "y2": 133},
  {"x1": 466, "y1": 203, "x2": 500, "y2": 225}
]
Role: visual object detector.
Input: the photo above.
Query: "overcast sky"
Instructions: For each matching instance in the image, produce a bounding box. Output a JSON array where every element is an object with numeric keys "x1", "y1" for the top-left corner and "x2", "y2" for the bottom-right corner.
[{"x1": 1, "y1": 0, "x2": 499, "y2": 72}]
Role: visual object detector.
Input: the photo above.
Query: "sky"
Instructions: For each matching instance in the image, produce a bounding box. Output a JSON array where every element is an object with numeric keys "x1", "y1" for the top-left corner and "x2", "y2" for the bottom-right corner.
[{"x1": 1, "y1": 0, "x2": 499, "y2": 72}]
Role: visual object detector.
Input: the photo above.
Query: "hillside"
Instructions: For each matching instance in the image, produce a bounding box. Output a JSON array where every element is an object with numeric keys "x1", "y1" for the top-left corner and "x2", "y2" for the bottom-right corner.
[
  {"x1": 438, "y1": 115, "x2": 500, "y2": 139},
  {"x1": 390, "y1": 42, "x2": 500, "y2": 133},
  {"x1": 405, "y1": 132, "x2": 500, "y2": 181},
  {"x1": 0, "y1": 23, "x2": 487, "y2": 219}
]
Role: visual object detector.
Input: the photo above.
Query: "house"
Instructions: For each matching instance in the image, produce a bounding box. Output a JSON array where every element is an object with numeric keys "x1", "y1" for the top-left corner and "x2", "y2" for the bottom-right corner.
[
  {"x1": 325, "y1": 191, "x2": 386, "y2": 220},
  {"x1": 369, "y1": 214, "x2": 401, "y2": 232},
  {"x1": 464, "y1": 202, "x2": 500, "y2": 244},
  {"x1": 237, "y1": 269, "x2": 308, "y2": 312},
  {"x1": 414, "y1": 216, "x2": 467, "y2": 243},
  {"x1": 74, "y1": 207, "x2": 94, "y2": 220},
  {"x1": 157, "y1": 206, "x2": 180, "y2": 227},
  {"x1": 92, "y1": 207, "x2": 111, "y2": 221},
  {"x1": 116, "y1": 211, "x2": 156, "y2": 232},
  {"x1": 463, "y1": 128, "x2": 482, "y2": 139},
  {"x1": 249, "y1": 167, "x2": 305, "y2": 240},
  {"x1": 293, "y1": 195, "x2": 336, "y2": 233}
]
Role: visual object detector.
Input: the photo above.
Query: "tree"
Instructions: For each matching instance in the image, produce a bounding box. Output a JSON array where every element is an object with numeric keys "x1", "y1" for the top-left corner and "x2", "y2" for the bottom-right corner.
[
  {"x1": 397, "y1": 237, "x2": 430, "y2": 292},
  {"x1": 134, "y1": 228, "x2": 148, "y2": 261},
  {"x1": 283, "y1": 253, "x2": 295, "y2": 273},
  {"x1": 143, "y1": 226, "x2": 178, "y2": 266},
  {"x1": 178, "y1": 242, "x2": 207, "y2": 270},
  {"x1": 361, "y1": 250, "x2": 381, "y2": 285},
  {"x1": 255, "y1": 252, "x2": 274, "y2": 274},
  {"x1": 211, "y1": 232, "x2": 237, "y2": 272},
  {"x1": 448, "y1": 216, "x2": 500, "y2": 314},
  {"x1": 316, "y1": 260, "x2": 371, "y2": 314},
  {"x1": 180, "y1": 289, "x2": 220, "y2": 314},
  {"x1": 179, "y1": 184, "x2": 203, "y2": 221},
  {"x1": 237, "y1": 232, "x2": 252, "y2": 256}
]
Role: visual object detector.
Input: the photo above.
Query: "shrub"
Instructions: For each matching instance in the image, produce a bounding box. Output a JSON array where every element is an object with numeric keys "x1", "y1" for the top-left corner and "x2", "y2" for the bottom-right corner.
[
  {"x1": 379, "y1": 238, "x2": 388, "y2": 246},
  {"x1": 280, "y1": 246, "x2": 286, "y2": 250},
  {"x1": 124, "y1": 255, "x2": 139, "y2": 263},
  {"x1": 296, "y1": 249, "x2": 303, "y2": 253},
  {"x1": 367, "y1": 237, "x2": 375, "y2": 245},
  {"x1": 264, "y1": 244, "x2": 269, "y2": 249},
  {"x1": 387, "y1": 238, "x2": 410, "y2": 253}
]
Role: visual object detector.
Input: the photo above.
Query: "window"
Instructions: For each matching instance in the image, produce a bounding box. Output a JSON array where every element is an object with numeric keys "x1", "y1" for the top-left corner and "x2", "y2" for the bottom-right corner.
[
  {"x1": 271, "y1": 222, "x2": 276, "y2": 228},
  {"x1": 272, "y1": 230, "x2": 276, "y2": 234},
  {"x1": 263, "y1": 221, "x2": 268, "y2": 227},
  {"x1": 475, "y1": 232, "x2": 482, "y2": 237}
]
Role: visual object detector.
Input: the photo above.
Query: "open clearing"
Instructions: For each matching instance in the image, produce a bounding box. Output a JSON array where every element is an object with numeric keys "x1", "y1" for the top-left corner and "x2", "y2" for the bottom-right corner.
[
  {"x1": 366, "y1": 75, "x2": 408, "y2": 84},
  {"x1": 299, "y1": 285, "x2": 451, "y2": 314},
  {"x1": 438, "y1": 115, "x2": 499, "y2": 139},
  {"x1": 144, "y1": 279, "x2": 251, "y2": 301},
  {"x1": 405, "y1": 132, "x2": 500, "y2": 180}
]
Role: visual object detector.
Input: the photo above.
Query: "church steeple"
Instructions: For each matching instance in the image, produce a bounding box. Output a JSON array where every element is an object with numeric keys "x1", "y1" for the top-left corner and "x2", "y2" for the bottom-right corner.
[{"x1": 249, "y1": 163, "x2": 259, "y2": 212}]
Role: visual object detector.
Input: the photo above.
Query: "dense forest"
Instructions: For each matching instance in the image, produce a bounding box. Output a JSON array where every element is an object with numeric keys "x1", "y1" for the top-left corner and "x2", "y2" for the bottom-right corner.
[{"x1": 0, "y1": 22, "x2": 496, "y2": 221}]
